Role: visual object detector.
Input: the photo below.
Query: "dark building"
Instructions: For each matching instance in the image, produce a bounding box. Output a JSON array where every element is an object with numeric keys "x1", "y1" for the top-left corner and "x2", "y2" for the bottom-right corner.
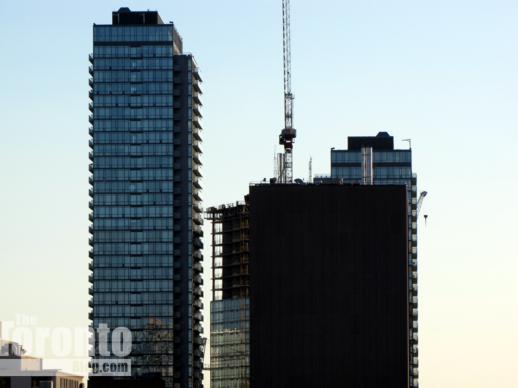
[
  {"x1": 88, "y1": 8, "x2": 204, "y2": 388},
  {"x1": 249, "y1": 184, "x2": 409, "y2": 388}
]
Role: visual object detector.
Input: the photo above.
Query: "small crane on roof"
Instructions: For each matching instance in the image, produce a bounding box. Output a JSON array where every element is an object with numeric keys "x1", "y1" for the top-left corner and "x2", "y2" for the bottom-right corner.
[
  {"x1": 417, "y1": 191, "x2": 427, "y2": 216},
  {"x1": 417, "y1": 191, "x2": 428, "y2": 226}
]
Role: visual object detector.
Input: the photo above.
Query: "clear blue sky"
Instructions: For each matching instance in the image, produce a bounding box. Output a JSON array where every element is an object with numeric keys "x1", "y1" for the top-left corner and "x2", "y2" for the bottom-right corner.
[{"x1": 1, "y1": 1, "x2": 517, "y2": 387}]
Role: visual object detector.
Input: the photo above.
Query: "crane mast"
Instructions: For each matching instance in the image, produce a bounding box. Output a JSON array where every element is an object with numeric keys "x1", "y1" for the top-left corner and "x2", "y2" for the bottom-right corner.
[{"x1": 278, "y1": 0, "x2": 296, "y2": 183}]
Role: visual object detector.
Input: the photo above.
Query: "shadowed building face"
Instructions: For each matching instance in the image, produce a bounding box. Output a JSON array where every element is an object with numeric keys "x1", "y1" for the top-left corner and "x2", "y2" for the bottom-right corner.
[{"x1": 249, "y1": 184, "x2": 409, "y2": 388}]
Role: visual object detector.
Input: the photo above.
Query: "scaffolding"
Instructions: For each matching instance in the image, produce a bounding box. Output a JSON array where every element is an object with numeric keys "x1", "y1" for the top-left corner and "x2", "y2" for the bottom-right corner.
[{"x1": 206, "y1": 202, "x2": 250, "y2": 301}]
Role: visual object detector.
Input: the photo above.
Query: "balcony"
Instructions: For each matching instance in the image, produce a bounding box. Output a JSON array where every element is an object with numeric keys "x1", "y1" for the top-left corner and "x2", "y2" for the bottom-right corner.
[
  {"x1": 88, "y1": 78, "x2": 93, "y2": 87},
  {"x1": 193, "y1": 213, "x2": 203, "y2": 225},
  {"x1": 88, "y1": 201, "x2": 94, "y2": 210},
  {"x1": 88, "y1": 53, "x2": 94, "y2": 63},
  {"x1": 88, "y1": 152, "x2": 93, "y2": 161},
  {"x1": 89, "y1": 163, "x2": 93, "y2": 173},
  {"x1": 193, "y1": 274, "x2": 203, "y2": 286},
  {"x1": 88, "y1": 287, "x2": 94, "y2": 295},
  {"x1": 193, "y1": 323, "x2": 203, "y2": 334},
  {"x1": 89, "y1": 90, "x2": 93, "y2": 100},
  {"x1": 88, "y1": 102, "x2": 93, "y2": 112},
  {"x1": 88, "y1": 213, "x2": 93, "y2": 222},
  {"x1": 193, "y1": 154, "x2": 202, "y2": 165},
  {"x1": 88, "y1": 66, "x2": 93, "y2": 75},
  {"x1": 193, "y1": 119, "x2": 202, "y2": 130},
  {"x1": 193, "y1": 262, "x2": 203, "y2": 273},
  {"x1": 193, "y1": 299, "x2": 203, "y2": 309},
  {"x1": 88, "y1": 176, "x2": 93, "y2": 185},
  {"x1": 88, "y1": 237, "x2": 93, "y2": 246},
  {"x1": 193, "y1": 251, "x2": 202, "y2": 261},
  {"x1": 89, "y1": 139, "x2": 93, "y2": 149},
  {"x1": 88, "y1": 261, "x2": 93, "y2": 272},
  {"x1": 193, "y1": 286, "x2": 203, "y2": 298},
  {"x1": 193, "y1": 226, "x2": 203, "y2": 239},
  {"x1": 89, "y1": 127, "x2": 93, "y2": 136},
  {"x1": 193, "y1": 311, "x2": 203, "y2": 322},
  {"x1": 192, "y1": 68, "x2": 202, "y2": 82},
  {"x1": 88, "y1": 115, "x2": 94, "y2": 124},
  {"x1": 193, "y1": 237, "x2": 203, "y2": 250}
]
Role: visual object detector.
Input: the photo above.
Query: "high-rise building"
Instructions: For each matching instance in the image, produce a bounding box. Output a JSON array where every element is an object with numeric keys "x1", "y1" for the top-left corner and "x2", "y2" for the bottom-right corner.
[
  {"x1": 327, "y1": 131, "x2": 419, "y2": 386},
  {"x1": 249, "y1": 184, "x2": 409, "y2": 388},
  {"x1": 206, "y1": 204, "x2": 250, "y2": 388},
  {"x1": 88, "y1": 8, "x2": 204, "y2": 388},
  {"x1": 207, "y1": 181, "x2": 413, "y2": 387}
]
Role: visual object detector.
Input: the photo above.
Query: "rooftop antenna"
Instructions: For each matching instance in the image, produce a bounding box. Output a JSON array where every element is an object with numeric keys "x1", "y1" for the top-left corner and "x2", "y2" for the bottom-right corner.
[
  {"x1": 277, "y1": 0, "x2": 296, "y2": 183},
  {"x1": 308, "y1": 157, "x2": 313, "y2": 183}
]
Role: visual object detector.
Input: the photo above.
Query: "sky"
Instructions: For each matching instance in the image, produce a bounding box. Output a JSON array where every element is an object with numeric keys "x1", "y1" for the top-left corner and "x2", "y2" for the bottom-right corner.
[{"x1": 0, "y1": 0, "x2": 517, "y2": 386}]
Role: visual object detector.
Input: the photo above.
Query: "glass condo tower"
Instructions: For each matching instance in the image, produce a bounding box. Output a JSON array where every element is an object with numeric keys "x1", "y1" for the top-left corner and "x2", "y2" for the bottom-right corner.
[{"x1": 88, "y1": 8, "x2": 204, "y2": 388}]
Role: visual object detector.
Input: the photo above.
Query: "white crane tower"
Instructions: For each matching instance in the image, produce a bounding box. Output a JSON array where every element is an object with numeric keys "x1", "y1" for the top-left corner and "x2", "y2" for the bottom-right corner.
[{"x1": 277, "y1": 0, "x2": 297, "y2": 183}]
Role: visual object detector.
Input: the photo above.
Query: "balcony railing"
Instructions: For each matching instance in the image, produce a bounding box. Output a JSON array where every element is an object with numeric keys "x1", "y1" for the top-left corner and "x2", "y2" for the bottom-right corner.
[
  {"x1": 88, "y1": 54, "x2": 94, "y2": 63},
  {"x1": 193, "y1": 262, "x2": 203, "y2": 273}
]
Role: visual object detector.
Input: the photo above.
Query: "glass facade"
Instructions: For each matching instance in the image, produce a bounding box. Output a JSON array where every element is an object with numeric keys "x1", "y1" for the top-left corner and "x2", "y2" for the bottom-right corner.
[
  {"x1": 329, "y1": 133, "x2": 419, "y2": 388},
  {"x1": 210, "y1": 299, "x2": 250, "y2": 388},
  {"x1": 89, "y1": 9, "x2": 204, "y2": 388}
]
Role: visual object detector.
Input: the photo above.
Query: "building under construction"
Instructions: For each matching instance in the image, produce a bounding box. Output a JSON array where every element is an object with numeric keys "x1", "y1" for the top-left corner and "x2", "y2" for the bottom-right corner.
[{"x1": 206, "y1": 203, "x2": 250, "y2": 388}]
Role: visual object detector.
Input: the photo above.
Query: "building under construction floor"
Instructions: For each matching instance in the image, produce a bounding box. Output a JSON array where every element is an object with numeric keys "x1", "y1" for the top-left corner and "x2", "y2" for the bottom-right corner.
[{"x1": 206, "y1": 203, "x2": 250, "y2": 388}]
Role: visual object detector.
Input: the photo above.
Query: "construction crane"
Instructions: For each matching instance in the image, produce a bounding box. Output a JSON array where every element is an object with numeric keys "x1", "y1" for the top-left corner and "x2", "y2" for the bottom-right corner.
[{"x1": 277, "y1": 0, "x2": 296, "y2": 183}]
